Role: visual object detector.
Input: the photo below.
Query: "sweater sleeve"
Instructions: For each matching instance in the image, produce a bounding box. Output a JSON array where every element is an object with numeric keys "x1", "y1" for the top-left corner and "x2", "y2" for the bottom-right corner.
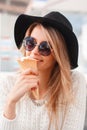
[
  {"x1": 0, "y1": 73, "x2": 20, "y2": 130},
  {"x1": 62, "y1": 71, "x2": 87, "y2": 130}
]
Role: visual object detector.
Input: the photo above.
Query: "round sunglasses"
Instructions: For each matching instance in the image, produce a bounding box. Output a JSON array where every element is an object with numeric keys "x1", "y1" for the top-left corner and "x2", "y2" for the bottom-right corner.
[{"x1": 22, "y1": 37, "x2": 52, "y2": 56}]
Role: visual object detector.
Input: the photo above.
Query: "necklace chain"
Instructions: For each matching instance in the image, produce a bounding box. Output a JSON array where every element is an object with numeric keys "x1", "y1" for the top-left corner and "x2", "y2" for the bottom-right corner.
[
  {"x1": 31, "y1": 99, "x2": 47, "y2": 106},
  {"x1": 30, "y1": 88, "x2": 51, "y2": 106}
]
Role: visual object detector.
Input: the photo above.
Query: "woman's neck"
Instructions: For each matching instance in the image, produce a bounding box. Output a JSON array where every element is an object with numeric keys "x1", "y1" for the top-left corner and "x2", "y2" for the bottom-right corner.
[{"x1": 38, "y1": 69, "x2": 51, "y2": 99}]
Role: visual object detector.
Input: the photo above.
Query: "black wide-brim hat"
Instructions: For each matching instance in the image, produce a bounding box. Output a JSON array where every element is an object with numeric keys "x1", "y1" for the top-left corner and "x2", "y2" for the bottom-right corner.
[{"x1": 14, "y1": 11, "x2": 78, "y2": 69}]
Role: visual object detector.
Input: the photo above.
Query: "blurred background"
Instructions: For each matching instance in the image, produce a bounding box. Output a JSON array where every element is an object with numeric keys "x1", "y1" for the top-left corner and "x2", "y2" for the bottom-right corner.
[{"x1": 0, "y1": 0, "x2": 87, "y2": 129}]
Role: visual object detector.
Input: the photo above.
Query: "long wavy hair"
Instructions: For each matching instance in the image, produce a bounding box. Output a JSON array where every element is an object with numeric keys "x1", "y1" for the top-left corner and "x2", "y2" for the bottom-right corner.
[{"x1": 20, "y1": 23, "x2": 73, "y2": 130}]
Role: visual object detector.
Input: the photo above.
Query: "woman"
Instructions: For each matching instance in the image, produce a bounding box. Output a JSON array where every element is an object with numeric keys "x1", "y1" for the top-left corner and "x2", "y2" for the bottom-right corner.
[{"x1": 0, "y1": 11, "x2": 86, "y2": 130}]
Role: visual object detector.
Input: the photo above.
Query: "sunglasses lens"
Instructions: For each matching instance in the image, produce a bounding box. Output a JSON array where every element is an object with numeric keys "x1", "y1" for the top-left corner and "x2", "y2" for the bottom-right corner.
[
  {"x1": 23, "y1": 37, "x2": 36, "y2": 51},
  {"x1": 39, "y1": 42, "x2": 51, "y2": 56},
  {"x1": 23, "y1": 37, "x2": 51, "y2": 56}
]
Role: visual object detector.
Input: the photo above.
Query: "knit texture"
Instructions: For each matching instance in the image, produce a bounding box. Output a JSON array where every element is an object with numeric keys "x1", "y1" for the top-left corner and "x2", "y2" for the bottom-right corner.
[{"x1": 0, "y1": 71, "x2": 86, "y2": 130}]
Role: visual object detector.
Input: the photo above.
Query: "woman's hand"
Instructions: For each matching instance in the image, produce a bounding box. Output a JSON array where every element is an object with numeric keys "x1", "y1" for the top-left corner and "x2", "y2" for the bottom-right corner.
[
  {"x1": 4, "y1": 68, "x2": 39, "y2": 119},
  {"x1": 8, "y1": 69, "x2": 39, "y2": 103}
]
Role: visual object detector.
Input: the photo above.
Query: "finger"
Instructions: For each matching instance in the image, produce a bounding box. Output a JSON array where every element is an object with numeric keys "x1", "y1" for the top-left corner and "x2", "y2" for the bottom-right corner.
[
  {"x1": 13, "y1": 78, "x2": 39, "y2": 94},
  {"x1": 19, "y1": 74, "x2": 39, "y2": 81},
  {"x1": 22, "y1": 68, "x2": 39, "y2": 75},
  {"x1": 24, "y1": 82, "x2": 39, "y2": 92}
]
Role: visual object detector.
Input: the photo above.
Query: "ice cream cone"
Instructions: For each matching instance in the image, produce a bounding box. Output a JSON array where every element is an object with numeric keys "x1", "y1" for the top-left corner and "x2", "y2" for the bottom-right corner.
[
  {"x1": 17, "y1": 56, "x2": 37, "y2": 70},
  {"x1": 17, "y1": 56, "x2": 39, "y2": 99}
]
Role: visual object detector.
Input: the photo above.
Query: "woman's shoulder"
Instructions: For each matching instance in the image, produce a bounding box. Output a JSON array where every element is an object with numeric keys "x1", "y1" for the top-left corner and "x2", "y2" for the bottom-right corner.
[
  {"x1": 71, "y1": 70, "x2": 87, "y2": 92},
  {"x1": 71, "y1": 70, "x2": 87, "y2": 83},
  {"x1": 0, "y1": 72, "x2": 18, "y2": 91},
  {"x1": 0, "y1": 72, "x2": 17, "y2": 81}
]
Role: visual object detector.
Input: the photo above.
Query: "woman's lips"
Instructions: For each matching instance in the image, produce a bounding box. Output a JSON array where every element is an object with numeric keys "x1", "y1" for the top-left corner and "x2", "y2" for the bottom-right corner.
[
  {"x1": 34, "y1": 58, "x2": 43, "y2": 62},
  {"x1": 37, "y1": 60, "x2": 43, "y2": 63},
  {"x1": 29, "y1": 56, "x2": 43, "y2": 62}
]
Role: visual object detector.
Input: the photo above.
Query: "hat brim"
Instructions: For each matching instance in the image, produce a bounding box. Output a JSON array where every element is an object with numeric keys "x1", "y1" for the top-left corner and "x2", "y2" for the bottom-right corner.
[{"x1": 14, "y1": 14, "x2": 78, "y2": 69}]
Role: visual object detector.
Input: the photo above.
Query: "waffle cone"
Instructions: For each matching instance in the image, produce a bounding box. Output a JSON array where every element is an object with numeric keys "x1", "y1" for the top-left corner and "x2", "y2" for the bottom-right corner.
[
  {"x1": 17, "y1": 57, "x2": 37, "y2": 70},
  {"x1": 17, "y1": 56, "x2": 39, "y2": 99}
]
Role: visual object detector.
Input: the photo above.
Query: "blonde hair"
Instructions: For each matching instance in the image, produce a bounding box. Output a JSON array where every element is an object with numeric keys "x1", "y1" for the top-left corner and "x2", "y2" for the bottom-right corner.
[{"x1": 20, "y1": 23, "x2": 73, "y2": 130}]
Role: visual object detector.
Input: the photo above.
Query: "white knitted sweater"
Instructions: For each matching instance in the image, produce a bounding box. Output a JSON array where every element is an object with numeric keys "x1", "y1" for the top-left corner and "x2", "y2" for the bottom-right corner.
[{"x1": 0, "y1": 71, "x2": 86, "y2": 130}]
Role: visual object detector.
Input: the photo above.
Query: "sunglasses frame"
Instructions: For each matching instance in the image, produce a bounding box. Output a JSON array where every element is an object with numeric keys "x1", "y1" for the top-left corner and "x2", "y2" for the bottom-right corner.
[{"x1": 22, "y1": 36, "x2": 53, "y2": 56}]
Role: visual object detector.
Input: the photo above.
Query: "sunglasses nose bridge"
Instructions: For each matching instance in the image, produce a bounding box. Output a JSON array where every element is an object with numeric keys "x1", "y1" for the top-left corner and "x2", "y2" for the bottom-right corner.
[{"x1": 31, "y1": 43, "x2": 40, "y2": 54}]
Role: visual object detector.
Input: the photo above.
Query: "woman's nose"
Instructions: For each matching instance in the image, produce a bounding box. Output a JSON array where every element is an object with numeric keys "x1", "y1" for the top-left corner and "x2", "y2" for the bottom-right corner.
[
  {"x1": 32, "y1": 45, "x2": 39, "y2": 55},
  {"x1": 26, "y1": 45, "x2": 39, "y2": 57}
]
